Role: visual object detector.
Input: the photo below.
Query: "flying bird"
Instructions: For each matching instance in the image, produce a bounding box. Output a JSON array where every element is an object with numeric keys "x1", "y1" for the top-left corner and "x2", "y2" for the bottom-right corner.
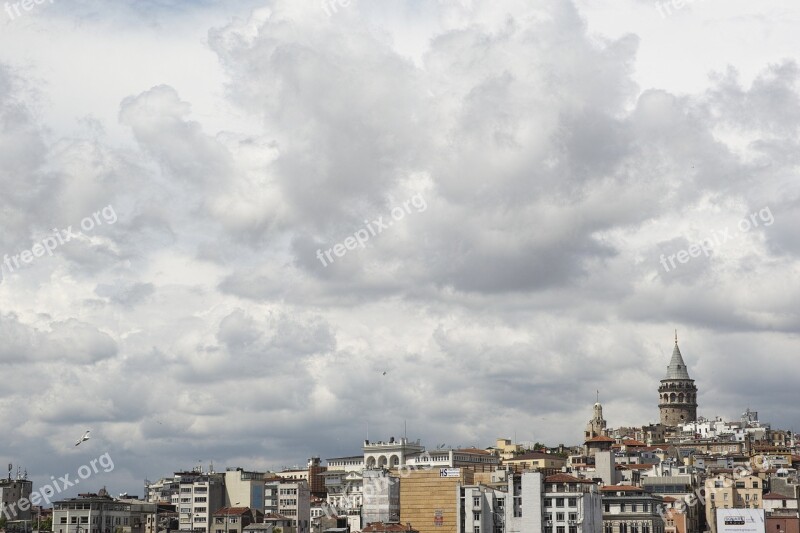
[
  {"x1": 382, "y1": 371, "x2": 387, "y2": 375},
  {"x1": 75, "y1": 430, "x2": 91, "y2": 446}
]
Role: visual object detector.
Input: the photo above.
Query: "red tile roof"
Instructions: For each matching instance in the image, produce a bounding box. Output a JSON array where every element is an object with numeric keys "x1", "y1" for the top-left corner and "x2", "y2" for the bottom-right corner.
[
  {"x1": 457, "y1": 448, "x2": 494, "y2": 455},
  {"x1": 763, "y1": 493, "x2": 789, "y2": 500},
  {"x1": 585, "y1": 436, "x2": 615, "y2": 443},
  {"x1": 619, "y1": 464, "x2": 652, "y2": 470}
]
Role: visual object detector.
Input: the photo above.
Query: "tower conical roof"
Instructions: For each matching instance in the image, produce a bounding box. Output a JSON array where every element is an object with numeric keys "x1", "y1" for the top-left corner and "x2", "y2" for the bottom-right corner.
[{"x1": 664, "y1": 341, "x2": 691, "y2": 380}]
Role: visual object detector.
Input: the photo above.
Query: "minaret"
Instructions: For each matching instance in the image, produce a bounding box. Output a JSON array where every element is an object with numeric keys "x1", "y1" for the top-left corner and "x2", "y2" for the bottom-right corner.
[{"x1": 658, "y1": 331, "x2": 698, "y2": 426}]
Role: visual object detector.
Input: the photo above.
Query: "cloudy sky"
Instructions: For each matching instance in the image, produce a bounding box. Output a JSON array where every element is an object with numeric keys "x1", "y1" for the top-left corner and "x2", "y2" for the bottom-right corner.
[{"x1": 1, "y1": 0, "x2": 799, "y2": 497}]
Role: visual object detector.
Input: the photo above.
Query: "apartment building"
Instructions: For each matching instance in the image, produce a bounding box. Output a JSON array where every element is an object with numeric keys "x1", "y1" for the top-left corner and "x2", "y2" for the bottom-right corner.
[
  {"x1": 321, "y1": 470, "x2": 363, "y2": 512},
  {"x1": 600, "y1": 485, "x2": 666, "y2": 533},
  {"x1": 175, "y1": 472, "x2": 226, "y2": 533},
  {"x1": 504, "y1": 470, "x2": 544, "y2": 533},
  {"x1": 223, "y1": 469, "x2": 266, "y2": 512},
  {"x1": 704, "y1": 473, "x2": 763, "y2": 533},
  {"x1": 276, "y1": 459, "x2": 327, "y2": 500},
  {"x1": 489, "y1": 439, "x2": 526, "y2": 461},
  {"x1": 543, "y1": 474, "x2": 603, "y2": 533},
  {"x1": 326, "y1": 457, "x2": 365, "y2": 474},
  {"x1": 762, "y1": 493, "x2": 799, "y2": 521},
  {"x1": 53, "y1": 493, "x2": 151, "y2": 533},
  {"x1": 502, "y1": 452, "x2": 567, "y2": 473},
  {"x1": 362, "y1": 469, "x2": 400, "y2": 526},
  {"x1": 457, "y1": 481, "x2": 506, "y2": 533},
  {"x1": 146, "y1": 478, "x2": 181, "y2": 506},
  {"x1": 400, "y1": 467, "x2": 475, "y2": 533},
  {"x1": 0, "y1": 476, "x2": 33, "y2": 524},
  {"x1": 405, "y1": 449, "x2": 498, "y2": 473},
  {"x1": 640, "y1": 475, "x2": 700, "y2": 533},
  {"x1": 265, "y1": 479, "x2": 310, "y2": 533},
  {"x1": 211, "y1": 507, "x2": 262, "y2": 533}
]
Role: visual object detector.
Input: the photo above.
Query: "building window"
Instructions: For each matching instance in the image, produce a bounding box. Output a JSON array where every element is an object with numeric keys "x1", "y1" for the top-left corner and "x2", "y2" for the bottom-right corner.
[
  {"x1": 474, "y1": 497, "x2": 481, "y2": 507},
  {"x1": 620, "y1": 524, "x2": 627, "y2": 533},
  {"x1": 545, "y1": 498, "x2": 553, "y2": 507},
  {"x1": 605, "y1": 503, "x2": 610, "y2": 512},
  {"x1": 556, "y1": 499, "x2": 564, "y2": 508},
  {"x1": 474, "y1": 527, "x2": 480, "y2": 533},
  {"x1": 556, "y1": 513, "x2": 565, "y2": 521},
  {"x1": 568, "y1": 498, "x2": 577, "y2": 507},
  {"x1": 621, "y1": 504, "x2": 626, "y2": 512},
  {"x1": 569, "y1": 527, "x2": 577, "y2": 533},
  {"x1": 556, "y1": 527, "x2": 565, "y2": 533},
  {"x1": 569, "y1": 514, "x2": 577, "y2": 521},
  {"x1": 474, "y1": 512, "x2": 481, "y2": 521}
]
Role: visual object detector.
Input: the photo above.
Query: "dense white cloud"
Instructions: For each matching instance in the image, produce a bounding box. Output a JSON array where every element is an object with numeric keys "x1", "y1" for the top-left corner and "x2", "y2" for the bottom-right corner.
[{"x1": 0, "y1": 0, "x2": 799, "y2": 497}]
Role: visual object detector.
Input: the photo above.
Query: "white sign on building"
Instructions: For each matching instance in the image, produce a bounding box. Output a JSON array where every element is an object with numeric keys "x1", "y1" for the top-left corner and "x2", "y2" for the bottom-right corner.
[
  {"x1": 439, "y1": 468, "x2": 460, "y2": 478},
  {"x1": 717, "y1": 509, "x2": 766, "y2": 533}
]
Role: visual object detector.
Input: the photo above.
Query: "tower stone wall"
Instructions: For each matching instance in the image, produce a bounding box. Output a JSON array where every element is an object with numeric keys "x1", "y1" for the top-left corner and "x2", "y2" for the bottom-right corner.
[{"x1": 658, "y1": 336, "x2": 698, "y2": 427}]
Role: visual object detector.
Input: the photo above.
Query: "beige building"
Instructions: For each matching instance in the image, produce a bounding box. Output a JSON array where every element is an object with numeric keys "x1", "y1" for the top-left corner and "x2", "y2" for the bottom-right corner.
[
  {"x1": 400, "y1": 468, "x2": 474, "y2": 533},
  {"x1": 704, "y1": 473, "x2": 763, "y2": 533},
  {"x1": 502, "y1": 452, "x2": 567, "y2": 472},
  {"x1": 490, "y1": 438, "x2": 526, "y2": 460},
  {"x1": 224, "y1": 469, "x2": 267, "y2": 512}
]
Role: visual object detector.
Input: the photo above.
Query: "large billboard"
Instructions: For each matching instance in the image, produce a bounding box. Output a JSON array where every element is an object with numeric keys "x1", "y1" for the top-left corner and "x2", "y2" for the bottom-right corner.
[{"x1": 717, "y1": 509, "x2": 766, "y2": 533}]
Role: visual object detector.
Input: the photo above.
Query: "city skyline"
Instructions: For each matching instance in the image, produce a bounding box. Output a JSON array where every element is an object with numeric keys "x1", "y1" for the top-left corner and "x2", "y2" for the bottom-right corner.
[{"x1": 1, "y1": 0, "x2": 799, "y2": 506}]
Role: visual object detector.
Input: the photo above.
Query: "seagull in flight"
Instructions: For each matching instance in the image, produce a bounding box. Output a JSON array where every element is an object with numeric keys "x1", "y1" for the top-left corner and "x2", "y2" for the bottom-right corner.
[{"x1": 75, "y1": 430, "x2": 91, "y2": 446}]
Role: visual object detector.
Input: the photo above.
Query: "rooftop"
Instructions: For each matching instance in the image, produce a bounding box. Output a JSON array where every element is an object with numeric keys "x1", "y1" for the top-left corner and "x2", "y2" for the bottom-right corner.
[
  {"x1": 585, "y1": 436, "x2": 615, "y2": 444},
  {"x1": 601, "y1": 485, "x2": 648, "y2": 493},
  {"x1": 505, "y1": 451, "x2": 562, "y2": 461},
  {"x1": 214, "y1": 507, "x2": 251, "y2": 516},
  {"x1": 545, "y1": 474, "x2": 595, "y2": 484}
]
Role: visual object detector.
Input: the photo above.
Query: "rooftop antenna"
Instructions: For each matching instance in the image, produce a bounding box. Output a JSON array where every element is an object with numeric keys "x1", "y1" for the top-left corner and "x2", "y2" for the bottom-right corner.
[
  {"x1": 404, "y1": 420, "x2": 407, "y2": 440},
  {"x1": 675, "y1": 329, "x2": 678, "y2": 344}
]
